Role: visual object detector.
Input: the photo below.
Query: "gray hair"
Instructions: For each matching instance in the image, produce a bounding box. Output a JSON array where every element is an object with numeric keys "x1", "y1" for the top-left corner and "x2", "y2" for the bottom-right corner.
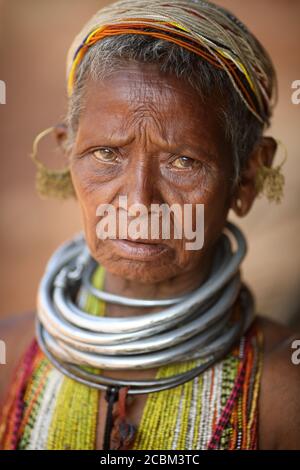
[{"x1": 66, "y1": 32, "x2": 269, "y2": 185}]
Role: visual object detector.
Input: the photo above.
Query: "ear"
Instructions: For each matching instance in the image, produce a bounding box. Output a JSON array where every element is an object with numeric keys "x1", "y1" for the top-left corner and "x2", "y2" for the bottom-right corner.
[
  {"x1": 54, "y1": 123, "x2": 69, "y2": 155},
  {"x1": 231, "y1": 137, "x2": 277, "y2": 217}
]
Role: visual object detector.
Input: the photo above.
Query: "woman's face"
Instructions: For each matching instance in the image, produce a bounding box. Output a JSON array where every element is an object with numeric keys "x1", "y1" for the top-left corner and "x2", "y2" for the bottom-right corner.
[{"x1": 70, "y1": 62, "x2": 234, "y2": 283}]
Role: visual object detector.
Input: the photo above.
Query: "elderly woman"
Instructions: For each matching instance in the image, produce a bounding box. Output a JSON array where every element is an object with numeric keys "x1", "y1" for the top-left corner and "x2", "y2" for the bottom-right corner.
[{"x1": 0, "y1": 0, "x2": 299, "y2": 451}]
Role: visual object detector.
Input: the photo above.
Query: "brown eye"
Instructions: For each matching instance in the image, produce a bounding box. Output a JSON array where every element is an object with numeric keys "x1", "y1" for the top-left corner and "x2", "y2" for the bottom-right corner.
[
  {"x1": 92, "y1": 148, "x2": 118, "y2": 164},
  {"x1": 171, "y1": 156, "x2": 196, "y2": 169}
]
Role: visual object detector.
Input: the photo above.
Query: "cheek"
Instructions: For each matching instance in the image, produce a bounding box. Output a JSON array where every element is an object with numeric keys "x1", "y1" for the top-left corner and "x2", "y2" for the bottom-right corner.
[
  {"x1": 168, "y1": 167, "x2": 231, "y2": 225},
  {"x1": 71, "y1": 157, "x2": 119, "y2": 217},
  {"x1": 199, "y1": 175, "x2": 232, "y2": 249},
  {"x1": 70, "y1": 161, "x2": 106, "y2": 250},
  {"x1": 171, "y1": 170, "x2": 232, "y2": 265},
  {"x1": 71, "y1": 157, "x2": 109, "y2": 197}
]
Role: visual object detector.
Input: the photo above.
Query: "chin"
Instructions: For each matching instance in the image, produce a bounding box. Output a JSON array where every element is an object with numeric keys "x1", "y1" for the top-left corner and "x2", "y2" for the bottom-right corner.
[
  {"x1": 93, "y1": 252, "x2": 181, "y2": 284},
  {"x1": 88, "y1": 238, "x2": 180, "y2": 283}
]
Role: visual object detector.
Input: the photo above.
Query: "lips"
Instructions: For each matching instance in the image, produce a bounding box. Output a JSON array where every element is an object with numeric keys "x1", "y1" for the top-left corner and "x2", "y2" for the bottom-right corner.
[{"x1": 109, "y1": 238, "x2": 171, "y2": 260}]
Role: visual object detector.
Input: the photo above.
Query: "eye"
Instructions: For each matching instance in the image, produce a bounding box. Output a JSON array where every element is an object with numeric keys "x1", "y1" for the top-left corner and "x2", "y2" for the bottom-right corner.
[
  {"x1": 91, "y1": 148, "x2": 118, "y2": 164},
  {"x1": 171, "y1": 156, "x2": 198, "y2": 169}
]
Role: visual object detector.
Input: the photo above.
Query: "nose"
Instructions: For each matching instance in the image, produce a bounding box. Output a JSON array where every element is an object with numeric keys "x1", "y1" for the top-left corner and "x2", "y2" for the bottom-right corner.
[{"x1": 125, "y1": 159, "x2": 156, "y2": 212}]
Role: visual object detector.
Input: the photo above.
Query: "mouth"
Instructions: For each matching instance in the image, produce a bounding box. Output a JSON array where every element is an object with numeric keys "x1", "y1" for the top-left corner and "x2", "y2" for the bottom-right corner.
[{"x1": 108, "y1": 238, "x2": 171, "y2": 261}]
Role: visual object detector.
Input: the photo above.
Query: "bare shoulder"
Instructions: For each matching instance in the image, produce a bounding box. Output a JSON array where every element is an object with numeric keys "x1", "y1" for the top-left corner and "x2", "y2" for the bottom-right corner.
[
  {"x1": 0, "y1": 312, "x2": 36, "y2": 408},
  {"x1": 256, "y1": 315, "x2": 300, "y2": 450}
]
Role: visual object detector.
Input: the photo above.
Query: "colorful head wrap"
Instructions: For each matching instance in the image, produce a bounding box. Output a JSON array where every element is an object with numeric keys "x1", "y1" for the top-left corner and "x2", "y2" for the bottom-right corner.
[{"x1": 66, "y1": 0, "x2": 277, "y2": 126}]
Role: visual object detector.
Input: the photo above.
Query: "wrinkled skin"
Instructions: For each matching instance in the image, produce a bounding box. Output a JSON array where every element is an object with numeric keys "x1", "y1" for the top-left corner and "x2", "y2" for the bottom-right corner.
[
  {"x1": 1, "y1": 62, "x2": 299, "y2": 451},
  {"x1": 66, "y1": 63, "x2": 299, "y2": 450},
  {"x1": 68, "y1": 62, "x2": 276, "y2": 302}
]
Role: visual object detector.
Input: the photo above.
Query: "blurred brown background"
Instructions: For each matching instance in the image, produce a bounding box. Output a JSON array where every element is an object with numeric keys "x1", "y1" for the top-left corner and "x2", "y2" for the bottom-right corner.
[{"x1": 0, "y1": 0, "x2": 299, "y2": 326}]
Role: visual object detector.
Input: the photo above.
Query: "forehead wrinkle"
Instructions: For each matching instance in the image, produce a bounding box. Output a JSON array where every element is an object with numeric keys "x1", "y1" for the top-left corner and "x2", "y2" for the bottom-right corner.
[
  {"x1": 103, "y1": 111, "x2": 178, "y2": 156},
  {"x1": 122, "y1": 77, "x2": 203, "y2": 150},
  {"x1": 79, "y1": 73, "x2": 222, "y2": 158},
  {"x1": 127, "y1": 104, "x2": 168, "y2": 148},
  {"x1": 128, "y1": 75, "x2": 177, "y2": 100},
  {"x1": 121, "y1": 83, "x2": 173, "y2": 151}
]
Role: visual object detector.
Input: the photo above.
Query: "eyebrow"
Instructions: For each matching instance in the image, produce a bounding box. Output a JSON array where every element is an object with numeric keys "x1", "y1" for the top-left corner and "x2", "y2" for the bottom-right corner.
[
  {"x1": 107, "y1": 124, "x2": 220, "y2": 160},
  {"x1": 76, "y1": 126, "x2": 219, "y2": 161}
]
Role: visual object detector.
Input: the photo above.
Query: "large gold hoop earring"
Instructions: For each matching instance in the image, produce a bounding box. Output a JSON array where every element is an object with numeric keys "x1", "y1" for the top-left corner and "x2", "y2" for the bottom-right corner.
[{"x1": 30, "y1": 127, "x2": 76, "y2": 200}]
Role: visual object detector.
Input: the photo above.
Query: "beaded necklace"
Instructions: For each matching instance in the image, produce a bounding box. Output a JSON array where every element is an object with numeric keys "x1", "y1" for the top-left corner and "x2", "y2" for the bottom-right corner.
[{"x1": 0, "y1": 265, "x2": 263, "y2": 450}]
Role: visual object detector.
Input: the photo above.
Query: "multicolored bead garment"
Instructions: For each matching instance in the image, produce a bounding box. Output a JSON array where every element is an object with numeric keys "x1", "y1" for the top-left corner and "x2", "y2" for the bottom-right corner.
[{"x1": 0, "y1": 266, "x2": 263, "y2": 450}]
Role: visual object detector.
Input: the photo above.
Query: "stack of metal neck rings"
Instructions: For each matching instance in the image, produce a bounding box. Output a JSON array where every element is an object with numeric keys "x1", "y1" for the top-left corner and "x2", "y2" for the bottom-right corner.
[{"x1": 36, "y1": 221, "x2": 255, "y2": 395}]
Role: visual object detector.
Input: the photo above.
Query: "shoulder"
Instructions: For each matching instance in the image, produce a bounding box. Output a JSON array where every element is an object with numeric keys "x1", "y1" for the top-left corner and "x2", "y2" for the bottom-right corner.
[
  {"x1": 256, "y1": 315, "x2": 300, "y2": 450},
  {"x1": 0, "y1": 312, "x2": 35, "y2": 408}
]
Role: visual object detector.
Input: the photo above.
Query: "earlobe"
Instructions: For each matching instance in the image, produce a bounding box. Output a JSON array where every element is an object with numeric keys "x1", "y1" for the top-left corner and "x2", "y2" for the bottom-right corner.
[
  {"x1": 54, "y1": 123, "x2": 69, "y2": 154},
  {"x1": 260, "y1": 137, "x2": 277, "y2": 167},
  {"x1": 230, "y1": 136, "x2": 278, "y2": 217},
  {"x1": 230, "y1": 190, "x2": 249, "y2": 217}
]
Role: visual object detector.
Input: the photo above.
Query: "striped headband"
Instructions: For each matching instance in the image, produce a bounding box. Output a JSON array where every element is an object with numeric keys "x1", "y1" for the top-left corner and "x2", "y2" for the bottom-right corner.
[{"x1": 66, "y1": 0, "x2": 277, "y2": 125}]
